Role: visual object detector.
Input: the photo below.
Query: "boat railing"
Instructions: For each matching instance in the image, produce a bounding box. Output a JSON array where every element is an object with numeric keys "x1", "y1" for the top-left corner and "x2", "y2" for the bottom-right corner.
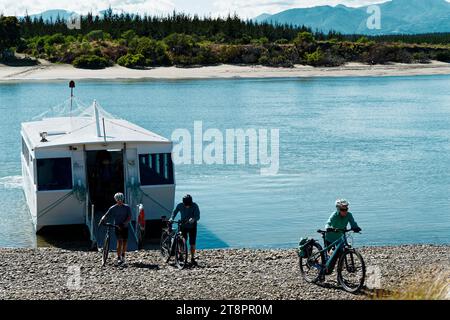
[
  {"x1": 125, "y1": 181, "x2": 143, "y2": 248},
  {"x1": 135, "y1": 205, "x2": 139, "y2": 242},
  {"x1": 125, "y1": 205, "x2": 139, "y2": 248},
  {"x1": 85, "y1": 201, "x2": 96, "y2": 247},
  {"x1": 90, "y1": 204, "x2": 95, "y2": 242}
]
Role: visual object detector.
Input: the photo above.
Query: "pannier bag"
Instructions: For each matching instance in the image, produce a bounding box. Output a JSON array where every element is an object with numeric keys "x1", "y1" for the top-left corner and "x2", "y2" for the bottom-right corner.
[{"x1": 298, "y1": 237, "x2": 312, "y2": 257}]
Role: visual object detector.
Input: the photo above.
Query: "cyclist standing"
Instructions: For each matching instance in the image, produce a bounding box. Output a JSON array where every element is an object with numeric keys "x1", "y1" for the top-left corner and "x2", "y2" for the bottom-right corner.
[
  {"x1": 99, "y1": 192, "x2": 131, "y2": 265},
  {"x1": 170, "y1": 194, "x2": 200, "y2": 266},
  {"x1": 325, "y1": 199, "x2": 361, "y2": 246}
]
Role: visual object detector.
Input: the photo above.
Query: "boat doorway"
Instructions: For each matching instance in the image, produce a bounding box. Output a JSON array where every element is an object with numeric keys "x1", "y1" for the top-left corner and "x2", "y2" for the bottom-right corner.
[{"x1": 86, "y1": 149, "x2": 125, "y2": 212}]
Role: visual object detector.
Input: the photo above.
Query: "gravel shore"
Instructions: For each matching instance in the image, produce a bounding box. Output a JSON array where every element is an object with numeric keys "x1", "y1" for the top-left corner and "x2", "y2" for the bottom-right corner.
[{"x1": 0, "y1": 245, "x2": 448, "y2": 300}]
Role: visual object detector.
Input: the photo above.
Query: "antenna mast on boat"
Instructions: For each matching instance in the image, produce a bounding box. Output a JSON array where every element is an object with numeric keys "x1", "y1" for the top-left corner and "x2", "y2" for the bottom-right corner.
[
  {"x1": 69, "y1": 80, "x2": 75, "y2": 113},
  {"x1": 93, "y1": 100, "x2": 102, "y2": 137},
  {"x1": 102, "y1": 118, "x2": 107, "y2": 146}
]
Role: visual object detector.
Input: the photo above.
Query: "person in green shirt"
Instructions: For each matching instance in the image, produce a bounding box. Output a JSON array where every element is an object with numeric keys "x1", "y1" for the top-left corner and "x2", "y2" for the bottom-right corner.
[{"x1": 325, "y1": 199, "x2": 361, "y2": 246}]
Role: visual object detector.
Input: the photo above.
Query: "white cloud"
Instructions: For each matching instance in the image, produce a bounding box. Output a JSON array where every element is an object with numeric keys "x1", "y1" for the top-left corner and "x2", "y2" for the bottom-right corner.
[
  {"x1": 0, "y1": 0, "x2": 175, "y2": 16},
  {"x1": 2, "y1": 0, "x2": 449, "y2": 19}
]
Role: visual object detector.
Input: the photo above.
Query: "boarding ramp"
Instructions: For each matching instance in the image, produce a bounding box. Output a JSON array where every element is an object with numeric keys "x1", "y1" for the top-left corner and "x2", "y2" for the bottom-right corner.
[{"x1": 85, "y1": 204, "x2": 139, "y2": 251}]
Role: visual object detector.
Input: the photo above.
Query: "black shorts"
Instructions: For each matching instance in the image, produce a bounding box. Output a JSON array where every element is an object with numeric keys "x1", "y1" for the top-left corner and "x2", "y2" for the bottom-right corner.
[
  {"x1": 115, "y1": 226, "x2": 129, "y2": 240},
  {"x1": 182, "y1": 225, "x2": 197, "y2": 246}
]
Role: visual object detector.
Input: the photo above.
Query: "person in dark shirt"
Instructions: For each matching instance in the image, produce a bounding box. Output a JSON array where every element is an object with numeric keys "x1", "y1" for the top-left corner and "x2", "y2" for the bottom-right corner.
[
  {"x1": 170, "y1": 194, "x2": 200, "y2": 266},
  {"x1": 99, "y1": 192, "x2": 131, "y2": 265}
]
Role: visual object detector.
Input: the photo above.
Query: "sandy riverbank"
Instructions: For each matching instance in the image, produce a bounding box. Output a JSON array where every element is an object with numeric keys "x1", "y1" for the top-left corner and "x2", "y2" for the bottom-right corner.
[
  {"x1": 0, "y1": 245, "x2": 448, "y2": 300},
  {"x1": 1, "y1": 61, "x2": 450, "y2": 81}
]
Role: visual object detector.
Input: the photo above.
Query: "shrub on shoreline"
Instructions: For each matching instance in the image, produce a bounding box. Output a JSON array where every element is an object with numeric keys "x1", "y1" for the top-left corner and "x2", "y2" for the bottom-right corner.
[
  {"x1": 10, "y1": 30, "x2": 450, "y2": 69},
  {"x1": 134, "y1": 37, "x2": 171, "y2": 66},
  {"x1": 73, "y1": 54, "x2": 109, "y2": 69},
  {"x1": 0, "y1": 55, "x2": 39, "y2": 66},
  {"x1": 435, "y1": 50, "x2": 450, "y2": 62},
  {"x1": 117, "y1": 53, "x2": 146, "y2": 69}
]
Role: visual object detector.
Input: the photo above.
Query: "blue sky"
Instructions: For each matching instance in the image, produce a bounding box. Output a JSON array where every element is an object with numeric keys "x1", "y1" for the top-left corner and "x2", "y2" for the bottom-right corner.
[{"x1": 0, "y1": 0, "x2": 443, "y2": 18}]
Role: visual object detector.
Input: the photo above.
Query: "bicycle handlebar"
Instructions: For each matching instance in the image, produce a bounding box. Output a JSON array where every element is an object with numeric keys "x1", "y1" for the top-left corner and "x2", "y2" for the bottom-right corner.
[
  {"x1": 99, "y1": 222, "x2": 119, "y2": 229},
  {"x1": 326, "y1": 228, "x2": 361, "y2": 233},
  {"x1": 162, "y1": 218, "x2": 188, "y2": 225}
]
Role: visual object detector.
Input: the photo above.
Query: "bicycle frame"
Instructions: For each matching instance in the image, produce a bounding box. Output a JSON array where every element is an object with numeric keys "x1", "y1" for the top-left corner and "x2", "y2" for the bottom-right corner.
[
  {"x1": 102, "y1": 223, "x2": 117, "y2": 239},
  {"x1": 163, "y1": 220, "x2": 186, "y2": 256},
  {"x1": 170, "y1": 225, "x2": 183, "y2": 252},
  {"x1": 100, "y1": 223, "x2": 119, "y2": 267},
  {"x1": 311, "y1": 232, "x2": 351, "y2": 274},
  {"x1": 322, "y1": 234, "x2": 349, "y2": 273}
]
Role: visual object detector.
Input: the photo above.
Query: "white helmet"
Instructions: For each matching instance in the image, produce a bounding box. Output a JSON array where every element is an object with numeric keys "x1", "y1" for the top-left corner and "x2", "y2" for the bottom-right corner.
[
  {"x1": 335, "y1": 199, "x2": 349, "y2": 209},
  {"x1": 114, "y1": 192, "x2": 125, "y2": 202}
]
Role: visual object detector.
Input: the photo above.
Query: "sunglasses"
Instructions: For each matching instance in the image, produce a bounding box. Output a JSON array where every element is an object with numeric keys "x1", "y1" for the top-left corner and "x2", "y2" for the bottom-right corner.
[{"x1": 339, "y1": 208, "x2": 348, "y2": 211}]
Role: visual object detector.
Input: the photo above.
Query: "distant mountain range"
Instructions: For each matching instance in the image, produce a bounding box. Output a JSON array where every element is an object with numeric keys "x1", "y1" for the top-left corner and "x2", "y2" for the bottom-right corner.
[
  {"x1": 27, "y1": 9, "x2": 76, "y2": 21},
  {"x1": 254, "y1": 0, "x2": 450, "y2": 35}
]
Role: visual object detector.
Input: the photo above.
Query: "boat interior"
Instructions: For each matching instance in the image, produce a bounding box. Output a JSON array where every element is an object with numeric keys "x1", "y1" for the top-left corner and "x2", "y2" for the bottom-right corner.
[{"x1": 86, "y1": 149, "x2": 125, "y2": 212}]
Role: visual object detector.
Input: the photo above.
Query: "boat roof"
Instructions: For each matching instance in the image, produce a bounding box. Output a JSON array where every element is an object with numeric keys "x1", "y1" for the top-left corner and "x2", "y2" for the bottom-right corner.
[{"x1": 22, "y1": 116, "x2": 170, "y2": 149}]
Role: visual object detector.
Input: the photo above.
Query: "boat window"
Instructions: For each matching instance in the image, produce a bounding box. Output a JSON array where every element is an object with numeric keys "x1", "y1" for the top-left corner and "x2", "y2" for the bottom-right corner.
[
  {"x1": 22, "y1": 138, "x2": 30, "y2": 166},
  {"x1": 37, "y1": 158, "x2": 73, "y2": 191},
  {"x1": 139, "y1": 153, "x2": 174, "y2": 185}
]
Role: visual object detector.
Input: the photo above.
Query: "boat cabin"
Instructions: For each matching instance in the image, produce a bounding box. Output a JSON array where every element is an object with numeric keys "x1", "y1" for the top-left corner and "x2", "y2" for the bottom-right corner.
[{"x1": 21, "y1": 100, "x2": 175, "y2": 247}]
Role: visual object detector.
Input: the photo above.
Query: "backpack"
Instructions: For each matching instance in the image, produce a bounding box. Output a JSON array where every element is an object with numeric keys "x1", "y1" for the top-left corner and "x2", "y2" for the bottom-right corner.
[{"x1": 298, "y1": 237, "x2": 313, "y2": 258}]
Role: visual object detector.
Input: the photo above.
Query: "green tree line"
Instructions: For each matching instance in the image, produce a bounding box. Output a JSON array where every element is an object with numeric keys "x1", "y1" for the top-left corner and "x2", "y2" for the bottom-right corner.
[
  {"x1": 19, "y1": 10, "x2": 313, "y2": 43},
  {"x1": 1, "y1": 12, "x2": 450, "y2": 69}
]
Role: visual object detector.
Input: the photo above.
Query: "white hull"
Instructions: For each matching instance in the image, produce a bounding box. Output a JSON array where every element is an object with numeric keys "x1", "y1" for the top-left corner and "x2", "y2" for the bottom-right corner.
[{"x1": 21, "y1": 113, "x2": 175, "y2": 232}]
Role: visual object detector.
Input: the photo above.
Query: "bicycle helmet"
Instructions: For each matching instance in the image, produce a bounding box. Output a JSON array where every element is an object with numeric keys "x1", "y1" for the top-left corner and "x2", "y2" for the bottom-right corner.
[
  {"x1": 114, "y1": 192, "x2": 125, "y2": 202},
  {"x1": 182, "y1": 194, "x2": 193, "y2": 206},
  {"x1": 335, "y1": 198, "x2": 349, "y2": 209}
]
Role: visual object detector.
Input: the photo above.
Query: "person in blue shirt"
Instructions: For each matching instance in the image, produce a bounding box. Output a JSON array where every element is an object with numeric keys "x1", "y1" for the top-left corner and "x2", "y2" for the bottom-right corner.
[
  {"x1": 99, "y1": 193, "x2": 131, "y2": 265},
  {"x1": 170, "y1": 194, "x2": 200, "y2": 266}
]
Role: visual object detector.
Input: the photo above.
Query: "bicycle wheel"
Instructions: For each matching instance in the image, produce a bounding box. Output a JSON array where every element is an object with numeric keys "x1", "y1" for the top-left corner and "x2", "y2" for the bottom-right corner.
[
  {"x1": 160, "y1": 230, "x2": 171, "y2": 259},
  {"x1": 174, "y1": 235, "x2": 188, "y2": 270},
  {"x1": 102, "y1": 234, "x2": 110, "y2": 267},
  {"x1": 337, "y1": 248, "x2": 366, "y2": 293},
  {"x1": 299, "y1": 241, "x2": 325, "y2": 283}
]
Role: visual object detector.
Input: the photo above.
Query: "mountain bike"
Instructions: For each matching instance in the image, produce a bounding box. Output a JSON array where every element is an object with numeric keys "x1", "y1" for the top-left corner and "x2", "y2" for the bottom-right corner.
[
  {"x1": 160, "y1": 218, "x2": 188, "y2": 269},
  {"x1": 99, "y1": 222, "x2": 119, "y2": 267},
  {"x1": 298, "y1": 228, "x2": 366, "y2": 293}
]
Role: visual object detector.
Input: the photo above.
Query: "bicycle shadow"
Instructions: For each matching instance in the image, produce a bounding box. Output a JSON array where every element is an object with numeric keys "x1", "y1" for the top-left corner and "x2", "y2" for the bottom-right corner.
[
  {"x1": 131, "y1": 262, "x2": 160, "y2": 270},
  {"x1": 315, "y1": 280, "x2": 387, "y2": 297},
  {"x1": 164, "y1": 261, "x2": 207, "y2": 269},
  {"x1": 315, "y1": 280, "x2": 345, "y2": 291}
]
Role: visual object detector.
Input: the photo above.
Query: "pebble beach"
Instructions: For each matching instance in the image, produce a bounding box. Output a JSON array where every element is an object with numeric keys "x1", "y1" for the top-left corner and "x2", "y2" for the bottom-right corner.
[{"x1": 0, "y1": 245, "x2": 448, "y2": 300}]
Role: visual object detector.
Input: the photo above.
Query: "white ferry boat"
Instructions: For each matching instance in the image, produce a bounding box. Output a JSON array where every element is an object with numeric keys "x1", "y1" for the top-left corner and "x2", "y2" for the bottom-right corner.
[{"x1": 20, "y1": 84, "x2": 175, "y2": 249}]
